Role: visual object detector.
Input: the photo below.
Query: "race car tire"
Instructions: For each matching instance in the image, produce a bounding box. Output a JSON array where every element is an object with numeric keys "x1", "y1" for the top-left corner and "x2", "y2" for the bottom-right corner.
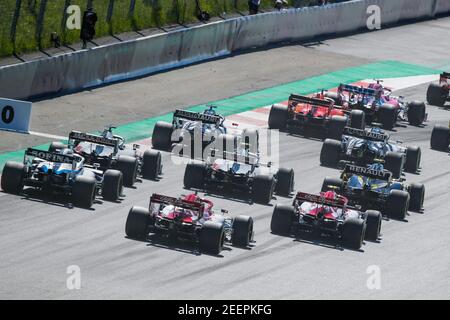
[
  {"x1": 365, "y1": 210, "x2": 382, "y2": 241},
  {"x1": 404, "y1": 146, "x2": 421, "y2": 173},
  {"x1": 152, "y1": 121, "x2": 174, "y2": 150},
  {"x1": 342, "y1": 218, "x2": 366, "y2": 250},
  {"x1": 324, "y1": 91, "x2": 342, "y2": 105},
  {"x1": 242, "y1": 128, "x2": 259, "y2": 154},
  {"x1": 378, "y1": 104, "x2": 397, "y2": 130},
  {"x1": 409, "y1": 182, "x2": 425, "y2": 212},
  {"x1": 321, "y1": 177, "x2": 344, "y2": 192},
  {"x1": 275, "y1": 167, "x2": 294, "y2": 196},
  {"x1": 232, "y1": 215, "x2": 253, "y2": 248},
  {"x1": 385, "y1": 190, "x2": 410, "y2": 220},
  {"x1": 125, "y1": 206, "x2": 150, "y2": 239},
  {"x1": 327, "y1": 115, "x2": 347, "y2": 140},
  {"x1": 407, "y1": 101, "x2": 426, "y2": 126},
  {"x1": 183, "y1": 161, "x2": 206, "y2": 190},
  {"x1": 268, "y1": 104, "x2": 288, "y2": 130},
  {"x1": 1, "y1": 161, "x2": 25, "y2": 194},
  {"x1": 252, "y1": 175, "x2": 275, "y2": 204},
  {"x1": 349, "y1": 110, "x2": 365, "y2": 130},
  {"x1": 320, "y1": 139, "x2": 341, "y2": 168},
  {"x1": 199, "y1": 222, "x2": 225, "y2": 255},
  {"x1": 384, "y1": 151, "x2": 404, "y2": 179},
  {"x1": 102, "y1": 169, "x2": 123, "y2": 201},
  {"x1": 270, "y1": 204, "x2": 294, "y2": 235},
  {"x1": 116, "y1": 155, "x2": 138, "y2": 187},
  {"x1": 72, "y1": 175, "x2": 96, "y2": 208},
  {"x1": 430, "y1": 125, "x2": 450, "y2": 151},
  {"x1": 49, "y1": 142, "x2": 68, "y2": 152},
  {"x1": 142, "y1": 150, "x2": 162, "y2": 180},
  {"x1": 426, "y1": 83, "x2": 446, "y2": 107}
]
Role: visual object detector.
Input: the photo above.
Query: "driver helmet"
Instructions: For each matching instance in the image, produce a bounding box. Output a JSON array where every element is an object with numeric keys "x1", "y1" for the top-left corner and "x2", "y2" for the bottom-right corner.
[
  {"x1": 369, "y1": 163, "x2": 384, "y2": 171},
  {"x1": 323, "y1": 190, "x2": 337, "y2": 200},
  {"x1": 184, "y1": 193, "x2": 200, "y2": 203},
  {"x1": 203, "y1": 106, "x2": 217, "y2": 115}
]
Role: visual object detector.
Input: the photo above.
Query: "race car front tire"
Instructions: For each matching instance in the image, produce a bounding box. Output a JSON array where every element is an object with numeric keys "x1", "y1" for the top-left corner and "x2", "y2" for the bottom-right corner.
[
  {"x1": 102, "y1": 169, "x2": 123, "y2": 201},
  {"x1": 199, "y1": 222, "x2": 225, "y2": 255},
  {"x1": 320, "y1": 139, "x2": 341, "y2": 168},
  {"x1": 275, "y1": 167, "x2": 294, "y2": 196},
  {"x1": 426, "y1": 83, "x2": 447, "y2": 107},
  {"x1": 232, "y1": 215, "x2": 253, "y2": 248},
  {"x1": 321, "y1": 177, "x2": 344, "y2": 192},
  {"x1": 116, "y1": 155, "x2": 138, "y2": 187},
  {"x1": 152, "y1": 121, "x2": 174, "y2": 150},
  {"x1": 407, "y1": 101, "x2": 426, "y2": 126},
  {"x1": 408, "y1": 182, "x2": 425, "y2": 212},
  {"x1": 349, "y1": 110, "x2": 365, "y2": 130},
  {"x1": 72, "y1": 175, "x2": 96, "y2": 208},
  {"x1": 270, "y1": 204, "x2": 294, "y2": 236},
  {"x1": 378, "y1": 104, "x2": 397, "y2": 130},
  {"x1": 404, "y1": 146, "x2": 421, "y2": 173},
  {"x1": 1, "y1": 161, "x2": 25, "y2": 194},
  {"x1": 252, "y1": 175, "x2": 275, "y2": 204},
  {"x1": 49, "y1": 142, "x2": 68, "y2": 153},
  {"x1": 430, "y1": 125, "x2": 450, "y2": 151},
  {"x1": 327, "y1": 115, "x2": 347, "y2": 140},
  {"x1": 385, "y1": 190, "x2": 410, "y2": 220},
  {"x1": 142, "y1": 150, "x2": 162, "y2": 180},
  {"x1": 125, "y1": 206, "x2": 151, "y2": 239},
  {"x1": 268, "y1": 104, "x2": 288, "y2": 130},
  {"x1": 342, "y1": 218, "x2": 366, "y2": 250},
  {"x1": 384, "y1": 151, "x2": 404, "y2": 179},
  {"x1": 365, "y1": 210, "x2": 382, "y2": 241},
  {"x1": 183, "y1": 161, "x2": 206, "y2": 190}
]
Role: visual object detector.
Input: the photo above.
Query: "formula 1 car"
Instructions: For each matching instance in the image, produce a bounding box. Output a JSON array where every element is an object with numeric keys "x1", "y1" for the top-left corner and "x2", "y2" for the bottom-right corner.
[
  {"x1": 427, "y1": 72, "x2": 450, "y2": 107},
  {"x1": 320, "y1": 126, "x2": 421, "y2": 178},
  {"x1": 51, "y1": 126, "x2": 162, "y2": 187},
  {"x1": 321, "y1": 163, "x2": 425, "y2": 220},
  {"x1": 1, "y1": 148, "x2": 123, "y2": 208},
  {"x1": 125, "y1": 193, "x2": 254, "y2": 255},
  {"x1": 268, "y1": 93, "x2": 365, "y2": 139},
  {"x1": 270, "y1": 191, "x2": 382, "y2": 250},
  {"x1": 430, "y1": 123, "x2": 450, "y2": 151}
]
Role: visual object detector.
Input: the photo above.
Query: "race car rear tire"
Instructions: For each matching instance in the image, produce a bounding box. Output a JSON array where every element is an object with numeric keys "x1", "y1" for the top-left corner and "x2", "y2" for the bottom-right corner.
[
  {"x1": 116, "y1": 155, "x2": 138, "y2": 187},
  {"x1": 72, "y1": 176, "x2": 96, "y2": 208},
  {"x1": 268, "y1": 104, "x2": 288, "y2": 130},
  {"x1": 270, "y1": 204, "x2": 294, "y2": 235},
  {"x1": 327, "y1": 115, "x2": 347, "y2": 140},
  {"x1": 385, "y1": 190, "x2": 410, "y2": 220},
  {"x1": 142, "y1": 150, "x2": 162, "y2": 180},
  {"x1": 199, "y1": 222, "x2": 225, "y2": 255},
  {"x1": 275, "y1": 167, "x2": 294, "y2": 196},
  {"x1": 320, "y1": 139, "x2": 341, "y2": 168},
  {"x1": 404, "y1": 146, "x2": 421, "y2": 173},
  {"x1": 125, "y1": 206, "x2": 150, "y2": 239},
  {"x1": 1, "y1": 161, "x2": 25, "y2": 194},
  {"x1": 152, "y1": 121, "x2": 174, "y2": 151},
  {"x1": 430, "y1": 125, "x2": 450, "y2": 151},
  {"x1": 349, "y1": 110, "x2": 365, "y2": 130},
  {"x1": 49, "y1": 142, "x2": 68, "y2": 152},
  {"x1": 409, "y1": 182, "x2": 425, "y2": 212},
  {"x1": 324, "y1": 91, "x2": 342, "y2": 105},
  {"x1": 365, "y1": 210, "x2": 382, "y2": 241},
  {"x1": 426, "y1": 83, "x2": 446, "y2": 107},
  {"x1": 378, "y1": 104, "x2": 397, "y2": 130},
  {"x1": 321, "y1": 177, "x2": 344, "y2": 192},
  {"x1": 251, "y1": 175, "x2": 275, "y2": 204},
  {"x1": 102, "y1": 169, "x2": 123, "y2": 201},
  {"x1": 407, "y1": 101, "x2": 426, "y2": 126},
  {"x1": 384, "y1": 151, "x2": 404, "y2": 179},
  {"x1": 342, "y1": 218, "x2": 366, "y2": 250},
  {"x1": 183, "y1": 161, "x2": 206, "y2": 190},
  {"x1": 232, "y1": 215, "x2": 253, "y2": 248}
]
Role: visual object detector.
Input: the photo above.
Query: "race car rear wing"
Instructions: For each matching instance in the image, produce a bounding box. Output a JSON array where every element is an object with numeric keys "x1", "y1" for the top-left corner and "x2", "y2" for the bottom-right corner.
[
  {"x1": 338, "y1": 84, "x2": 379, "y2": 97},
  {"x1": 69, "y1": 131, "x2": 119, "y2": 149},
  {"x1": 343, "y1": 127, "x2": 389, "y2": 142},
  {"x1": 295, "y1": 191, "x2": 347, "y2": 208},
  {"x1": 25, "y1": 148, "x2": 75, "y2": 165},
  {"x1": 173, "y1": 109, "x2": 222, "y2": 125},
  {"x1": 150, "y1": 193, "x2": 204, "y2": 212},
  {"x1": 288, "y1": 94, "x2": 333, "y2": 107},
  {"x1": 343, "y1": 164, "x2": 392, "y2": 181}
]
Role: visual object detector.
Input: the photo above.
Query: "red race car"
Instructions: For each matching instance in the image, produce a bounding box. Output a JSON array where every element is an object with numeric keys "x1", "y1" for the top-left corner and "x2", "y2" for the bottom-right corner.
[{"x1": 427, "y1": 72, "x2": 450, "y2": 107}]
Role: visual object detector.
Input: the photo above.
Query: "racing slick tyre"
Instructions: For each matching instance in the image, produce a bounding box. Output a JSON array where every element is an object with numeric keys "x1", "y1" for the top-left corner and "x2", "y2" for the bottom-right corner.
[
  {"x1": 342, "y1": 218, "x2": 366, "y2": 250},
  {"x1": 385, "y1": 190, "x2": 410, "y2": 220},
  {"x1": 268, "y1": 104, "x2": 288, "y2": 130},
  {"x1": 408, "y1": 182, "x2": 425, "y2": 212},
  {"x1": 232, "y1": 215, "x2": 253, "y2": 248},
  {"x1": 404, "y1": 146, "x2": 421, "y2": 173},
  {"x1": 430, "y1": 125, "x2": 450, "y2": 151},
  {"x1": 242, "y1": 128, "x2": 259, "y2": 154},
  {"x1": 320, "y1": 139, "x2": 341, "y2": 168},
  {"x1": 199, "y1": 222, "x2": 225, "y2": 255},
  {"x1": 275, "y1": 167, "x2": 294, "y2": 196},
  {"x1": 365, "y1": 210, "x2": 382, "y2": 241},
  {"x1": 384, "y1": 151, "x2": 404, "y2": 179},
  {"x1": 125, "y1": 206, "x2": 151, "y2": 239},
  {"x1": 378, "y1": 104, "x2": 397, "y2": 130},
  {"x1": 152, "y1": 121, "x2": 174, "y2": 150},
  {"x1": 321, "y1": 177, "x2": 344, "y2": 192},
  {"x1": 252, "y1": 175, "x2": 275, "y2": 204},
  {"x1": 72, "y1": 176, "x2": 96, "y2": 208},
  {"x1": 426, "y1": 83, "x2": 447, "y2": 107},
  {"x1": 327, "y1": 115, "x2": 347, "y2": 140},
  {"x1": 349, "y1": 110, "x2": 365, "y2": 130},
  {"x1": 183, "y1": 161, "x2": 206, "y2": 190},
  {"x1": 102, "y1": 169, "x2": 123, "y2": 201},
  {"x1": 116, "y1": 155, "x2": 138, "y2": 187},
  {"x1": 49, "y1": 142, "x2": 68, "y2": 152},
  {"x1": 270, "y1": 204, "x2": 294, "y2": 235},
  {"x1": 407, "y1": 101, "x2": 426, "y2": 126},
  {"x1": 324, "y1": 91, "x2": 342, "y2": 105},
  {"x1": 142, "y1": 150, "x2": 162, "y2": 180},
  {"x1": 1, "y1": 161, "x2": 25, "y2": 194}
]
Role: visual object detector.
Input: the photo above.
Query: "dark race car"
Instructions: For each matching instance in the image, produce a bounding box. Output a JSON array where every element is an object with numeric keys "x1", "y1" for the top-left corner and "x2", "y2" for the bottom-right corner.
[
  {"x1": 321, "y1": 163, "x2": 425, "y2": 220},
  {"x1": 125, "y1": 193, "x2": 254, "y2": 255},
  {"x1": 430, "y1": 123, "x2": 450, "y2": 151},
  {"x1": 1, "y1": 148, "x2": 123, "y2": 208},
  {"x1": 427, "y1": 72, "x2": 450, "y2": 107},
  {"x1": 270, "y1": 190, "x2": 382, "y2": 250},
  {"x1": 320, "y1": 126, "x2": 421, "y2": 178}
]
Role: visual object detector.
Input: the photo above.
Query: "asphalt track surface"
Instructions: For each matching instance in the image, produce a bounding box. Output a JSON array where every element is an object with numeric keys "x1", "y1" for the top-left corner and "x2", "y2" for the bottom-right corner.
[{"x1": 1, "y1": 17, "x2": 450, "y2": 299}]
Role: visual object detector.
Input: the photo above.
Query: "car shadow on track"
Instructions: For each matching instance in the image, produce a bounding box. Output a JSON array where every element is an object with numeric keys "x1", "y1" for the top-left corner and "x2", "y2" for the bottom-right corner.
[{"x1": 186, "y1": 187, "x2": 277, "y2": 207}]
